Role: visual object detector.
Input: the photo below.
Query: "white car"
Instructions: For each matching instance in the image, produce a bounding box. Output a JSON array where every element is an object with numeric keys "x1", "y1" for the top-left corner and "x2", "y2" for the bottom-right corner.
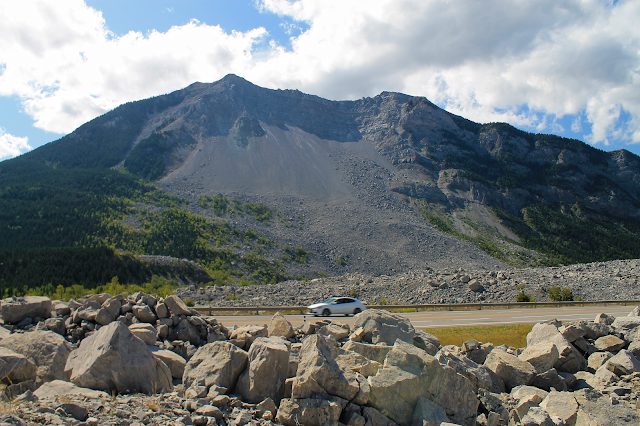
[{"x1": 307, "y1": 297, "x2": 366, "y2": 316}]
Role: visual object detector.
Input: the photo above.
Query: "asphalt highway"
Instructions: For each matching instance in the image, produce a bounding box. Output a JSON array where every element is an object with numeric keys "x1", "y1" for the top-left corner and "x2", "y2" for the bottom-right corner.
[{"x1": 213, "y1": 305, "x2": 635, "y2": 330}]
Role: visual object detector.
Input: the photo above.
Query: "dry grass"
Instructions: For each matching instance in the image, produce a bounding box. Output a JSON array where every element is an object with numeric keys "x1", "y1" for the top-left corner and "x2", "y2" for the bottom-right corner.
[{"x1": 427, "y1": 324, "x2": 534, "y2": 349}]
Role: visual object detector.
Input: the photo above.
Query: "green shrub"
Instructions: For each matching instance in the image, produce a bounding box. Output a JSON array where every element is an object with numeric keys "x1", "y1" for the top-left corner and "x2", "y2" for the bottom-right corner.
[
  {"x1": 548, "y1": 286, "x2": 574, "y2": 302},
  {"x1": 184, "y1": 299, "x2": 194, "y2": 307},
  {"x1": 516, "y1": 290, "x2": 533, "y2": 302}
]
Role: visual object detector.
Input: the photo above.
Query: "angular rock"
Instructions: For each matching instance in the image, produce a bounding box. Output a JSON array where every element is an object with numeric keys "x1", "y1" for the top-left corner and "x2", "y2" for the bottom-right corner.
[
  {"x1": 0, "y1": 296, "x2": 52, "y2": 324},
  {"x1": 531, "y1": 368, "x2": 567, "y2": 392},
  {"x1": 171, "y1": 318, "x2": 201, "y2": 346},
  {"x1": 605, "y1": 350, "x2": 640, "y2": 376},
  {"x1": 519, "y1": 407, "x2": 555, "y2": 426},
  {"x1": 572, "y1": 320, "x2": 612, "y2": 340},
  {"x1": 412, "y1": 396, "x2": 450, "y2": 426},
  {"x1": 148, "y1": 346, "x2": 186, "y2": 379},
  {"x1": 573, "y1": 388, "x2": 639, "y2": 425},
  {"x1": 318, "y1": 324, "x2": 350, "y2": 341},
  {"x1": 0, "y1": 330, "x2": 72, "y2": 383},
  {"x1": 43, "y1": 317, "x2": 65, "y2": 336},
  {"x1": 267, "y1": 312, "x2": 295, "y2": 339},
  {"x1": 362, "y1": 406, "x2": 397, "y2": 426},
  {"x1": 154, "y1": 301, "x2": 169, "y2": 319},
  {"x1": 128, "y1": 323, "x2": 158, "y2": 345},
  {"x1": 182, "y1": 341, "x2": 248, "y2": 391},
  {"x1": 64, "y1": 321, "x2": 173, "y2": 394},
  {"x1": 587, "y1": 351, "x2": 613, "y2": 373},
  {"x1": 594, "y1": 313, "x2": 615, "y2": 326},
  {"x1": 591, "y1": 365, "x2": 619, "y2": 389},
  {"x1": 484, "y1": 350, "x2": 535, "y2": 391},
  {"x1": 611, "y1": 316, "x2": 640, "y2": 340},
  {"x1": 518, "y1": 341, "x2": 559, "y2": 374},
  {"x1": 276, "y1": 398, "x2": 342, "y2": 426},
  {"x1": 237, "y1": 336, "x2": 291, "y2": 404},
  {"x1": 510, "y1": 385, "x2": 548, "y2": 403},
  {"x1": 558, "y1": 324, "x2": 585, "y2": 343},
  {"x1": 593, "y1": 335, "x2": 625, "y2": 352},
  {"x1": 342, "y1": 341, "x2": 393, "y2": 364},
  {"x1": 413, "y1": 331, "x2": 440, "y2": 356},
  {"x1": 131, "y1": 304, "x2": 157, "y2": 323},
  {"x1": 229, "y1": 325, "x2": 267, "y2": 350},
  {"x1": 368, "y1": 339, "x2": 477, "y2": 426},
  {"x1": 539, "y1": 390, "x2": 578, "y2": 426},
  {"x1": 0, "y1": 347, "x2": 36, "y2": 384},
  {"x1": 436, "y1": 350, "x2": 492, "y2": 392},
  {"x1": 163, "y1": 295, "x2": 193, "y2": 316},
  {"x1": 353, "y1": 309, "x2": 415, "y2": 345},
  {"x1": 526, "y1": 323, "x2": 585, "y2": 373},
  {"x1": 292, "y1": 334, "x2": 360, "y2": 401}
]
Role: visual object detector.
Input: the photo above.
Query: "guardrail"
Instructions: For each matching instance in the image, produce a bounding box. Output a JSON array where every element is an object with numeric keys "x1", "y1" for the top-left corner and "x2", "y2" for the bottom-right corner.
[{"x1": 191, "y1": 300, "x2": 640, "y2": 316}]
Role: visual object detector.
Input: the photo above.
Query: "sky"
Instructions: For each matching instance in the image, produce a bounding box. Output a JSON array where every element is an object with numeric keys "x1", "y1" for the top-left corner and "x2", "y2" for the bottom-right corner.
[{"x1": 1, "y1": 0, "x2": 640, "y2": 161}]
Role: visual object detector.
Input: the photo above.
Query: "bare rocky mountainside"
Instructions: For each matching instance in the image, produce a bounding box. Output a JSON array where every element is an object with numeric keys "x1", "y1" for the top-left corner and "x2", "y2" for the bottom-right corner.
[{"x1": 8, "y1": 73, "x2": 640, "y2": 288}]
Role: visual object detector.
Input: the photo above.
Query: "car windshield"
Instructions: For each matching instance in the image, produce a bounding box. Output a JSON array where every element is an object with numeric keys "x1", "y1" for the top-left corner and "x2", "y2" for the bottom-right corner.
[{"x1": 323, "y1": 297, "x2": 338, "y2": 304}]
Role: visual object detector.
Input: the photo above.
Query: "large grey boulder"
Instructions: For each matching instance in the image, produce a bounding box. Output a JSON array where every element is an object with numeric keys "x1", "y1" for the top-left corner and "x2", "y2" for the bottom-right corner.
[
  {"x1": 34, "y1": 379, "x2": 109, "y2": 401},
  {"x1": 367, "y1": 339, "x2": 477, "y2": 426},
  {"x1": 573, "y1": 388, "x2": 639, "y2": 425},
  {"x1": 587, "y1": 351, "x2": 612, "y2": 372},
  {"x1": 163, "y1": 295, "x2": 193, "y2": 316},
  {"x1": 436, "y1": 350, "x2": 492, "y2": 392},
  {"x1": 484, "y1": 350, "x2": 535, "y2": 391},
  {"x1": 412, "y1": 396, "x2": 450, "y2": 426},
  {"x1": 276, "y1": 398, "x2": 343, "y2": 426},
  {"x1": 128, "y1": 323, "x2": 158, "y2": 345},
  {"x1": 64, "y1": 321, "x2": 173, "y2": 394},
  {"x1": 572, "y1": 321, "x2": 612, "y2": 340},
  {"x1": 605, "y1": 350, "x2": 640, "y2": 376},
  {"x1": 236, "y1": 336, "x2": 291, "y2": 404},
  {"x1": 131, "y1": 304, "x2": 157, "y2": 323},
  {"x1": 518, "y1": 341, "x2": 559, "y2": 374},
  {"x1": 268, "y1": 312, "x2": 295, "y2": 339},
  {"x1": 229, "y1": 325, "x2": 268, "y2": 350},
  {"x1": 0, "y1": 330, "x2": 72, "y2": 383},
  {"x1": 531, "y1": 368, "x2": 567, "y2": 392},
  {"x1": 539, "y1": 390, "x2": 578, "y2": 426},
  {"x1": 611, "y1": 316, "x2": 640, "y2": 340},
  {"x1": 95, "y1": 297, "x2": 121, "y2": 325},
  {"x1": 593, "y1": 335, "x2": 625, "y2": 352},
  {"x1": 292, "y1": 334, "x2": 360, "y2": 402},
  {"x1": 0, "y1": 296, "x2": 52, "y2": 324},
  {"x1": 170, "y1": 318, "x2": 201, "y2": 346},
  {"x1": 353, "y1": 309, "x2": 415, "y2": 345},
  {"x1": 0, "y1": 347, "x2": 36, "y2": 384},
  {"x1": 148, "y1": 346, "x2": 187, "y2": 379},
  {"x1": 526, "y1": 323, "x2": 585, "y2": 373},
  {"x1": 342, "y1": 340, "x2": 393, "y2": 364},
  {"x1": 182, "y1": 341, "x2": 248, "y2": 392}
]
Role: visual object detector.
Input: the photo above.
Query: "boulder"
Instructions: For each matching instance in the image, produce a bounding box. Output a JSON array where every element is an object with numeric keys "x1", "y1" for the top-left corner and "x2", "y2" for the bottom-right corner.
[
  {"x1": 611, "y1": 316, "x2": 640, "y2": 341},
  {"x1": 412, "y1": 396, "x2": 450, "y2": 426},
  {"x1": 591, "y1": 365, "x2": 619, "y2": 389},
  {"x1": 267, "y1": 312, "x2": 295, "y2": 339},
  {"x1": 229, "y1": 325, "x2": 267, "y2": 350},
  {"x1": 539, "y1": 390, "x2": 578, "y2": 426},
  {"x1": 131, "y1": 304, "x2": 157, "y2": 323},
  {"x1": 182, "y1": 341, "x2": 248, "y2": 392},
  {"x1": 594, "y1": 313, "x2": 615, "y2": 325},
  {"x1": 148, "y1": 346, "x2": 186, "y2": 379},
  {"x1": 163, "y1": 295, "x2": 193, "y2": 316},
  {"x1": 236, "y1": 336, "x2": 291, "y2": 404},
  {"x1": 519, "y1": 407, "x2": 556, "y2": 426},
  {"x1": 342, "y1": 341, "x2": 393, "y2": 364},
  {"x1": 43, "y1": 317, "x2": 65, "y2": 335},
  {"x1": 318, "y1": 324, "x2": 350, "y2": 341},
  {"x1": 484, "y1": 350, "x2": 535, "y2": 391},
  {"x1": 33, "y1": 379, "x2": 109, "y2": 401},
  {"x1": 413, "y1": 331, "x2": 440, "y2": 356},
  {"x1": 531, "y1": 368, "x2": 567, "y2": 392},
  {"x1": 64, "y1": 321, "x2": 173, "y2": 394},
  {"x1": 170, "y1": 318, "x2": 201, "y2": 346},
  {"x1": 95, "y1": 298, "x2": 121, "y2": 325},
  {"x1": 362, "y1": 406, "x2": 397, "y2": 426},
  {"x1": 526, "y1": 323, "x2": 585, "y2": 373},
  {"x1": 605, "y1": 350, "x2": 640, "y2": 376},
  {"x1": 154, "y1": 301, "x2": 169, "y2": 319},
  {"x1": 629, "y1": 306, "x2": 640, "y2": 316},
  {"x1": 518, "y1": 341, "x2": 559, "y2": 374},
  {"x1": 572, "y1": 320, "x2": 612, "y2": 340},
  {"x1": 435, "y1": 350, "x2": 492, "y2": 392},
  {"x1": 367, "y1": 339, "x2": 477, "y2": 426},
  {"x1": 510, "y1": 385, "x2": 548, "y2": 403},
  {"x1": 558, "y1": 325, "x2": 586, "y2": 343},
  {"x1": 0, "y1": 330, "x2": 72, "y2": 383},
  {"x1": 292, "y1": 334, "x2": 360, "y2": 401},
  {"x1": 128, "y1": 323, "x2": 158, "y2": 345},
  {"x1": 0, "y1": 296, "x2": 52, "y2": 324},
  {"x1": 353, "y1": 309, "x2": 415, "y2": 345},
  {"x1": 587, "y1": 352, "x2": 613, "y2": 372},
  {"x1": 276, "y1": 397, "x2": 343, "y2": 426},
  {"x1": 573, "y1": 388, "x2": 639, "y2": 425},
  {"x1": 593, "y1": 335, "x2": 625, "y2": 352},
  {"x1": 0, "y1": 347, "x2": 36, "y2": 384}
]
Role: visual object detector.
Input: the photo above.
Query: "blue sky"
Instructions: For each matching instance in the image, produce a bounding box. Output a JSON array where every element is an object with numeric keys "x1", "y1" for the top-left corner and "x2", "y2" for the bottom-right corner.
[{"x1": 1, "y1": 0, "x2": 639, "y2": 160}]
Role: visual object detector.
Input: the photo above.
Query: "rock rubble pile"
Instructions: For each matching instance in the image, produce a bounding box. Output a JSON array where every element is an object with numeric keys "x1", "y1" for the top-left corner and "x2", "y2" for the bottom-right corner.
[{"x1": 0, "y1": 293, "x2": 640, "y2": 425}]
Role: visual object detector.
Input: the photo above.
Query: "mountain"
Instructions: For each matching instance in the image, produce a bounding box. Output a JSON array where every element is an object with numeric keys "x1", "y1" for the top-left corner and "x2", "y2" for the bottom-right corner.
[{"x1": 2, "y1": 74, "x2": 640, "y2": 295}]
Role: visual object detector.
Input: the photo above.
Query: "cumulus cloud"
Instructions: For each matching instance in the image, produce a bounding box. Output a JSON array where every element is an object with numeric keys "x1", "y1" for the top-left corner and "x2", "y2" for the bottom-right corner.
[
  {"x1": 1, "y1": 0, "x2": 639, "y2": 150},
  {"x1": 0, "y1": 128, "x2": 31, "y2": 160}
]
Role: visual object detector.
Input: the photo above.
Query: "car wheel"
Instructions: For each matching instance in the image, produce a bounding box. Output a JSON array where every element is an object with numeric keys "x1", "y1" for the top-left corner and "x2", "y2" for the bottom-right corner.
[
  {"x1": 322, "y1": 308, "x2": 331, "y2": 317},
  {"x1": 353, "y1": 308, "x2": 362, "y2": 315}
]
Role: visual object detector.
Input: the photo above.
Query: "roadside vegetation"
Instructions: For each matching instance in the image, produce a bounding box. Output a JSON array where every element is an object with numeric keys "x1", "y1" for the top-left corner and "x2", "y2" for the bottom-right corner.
[{"x1": 428, "y1": 324, "x2": 533, "y2": 349}]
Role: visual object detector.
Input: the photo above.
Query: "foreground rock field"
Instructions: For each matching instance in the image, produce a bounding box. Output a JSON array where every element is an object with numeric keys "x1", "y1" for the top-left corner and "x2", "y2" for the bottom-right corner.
[
  {"x1": 1, "y1": 291, "x2": 640, "y2": 425},
  {"x1": 175, "y1": 258, "x2": 640, "y2": 307}
]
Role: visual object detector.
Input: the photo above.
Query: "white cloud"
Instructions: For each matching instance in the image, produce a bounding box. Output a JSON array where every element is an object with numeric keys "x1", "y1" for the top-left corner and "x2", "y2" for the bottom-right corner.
[
  {"x1": 1, "y1": 0, "x2": 640, "y2": 150},
  {"x1": 0, "y1": 128, "x2": 31, "y2": 160}
]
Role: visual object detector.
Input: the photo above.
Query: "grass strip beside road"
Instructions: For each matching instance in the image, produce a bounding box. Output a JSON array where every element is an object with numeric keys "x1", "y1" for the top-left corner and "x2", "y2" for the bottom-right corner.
[{"x1": 428, "y1": 324, "x2": 534, "y2": 349}]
